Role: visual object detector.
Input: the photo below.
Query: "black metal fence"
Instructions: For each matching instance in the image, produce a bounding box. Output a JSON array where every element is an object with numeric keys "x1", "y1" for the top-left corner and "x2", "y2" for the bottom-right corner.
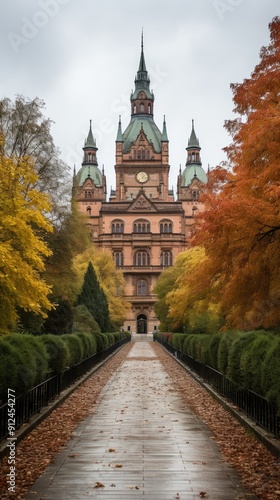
[
  {"x1": 0, "y1": 336, "x2": 130, "y2": 442},
  {"x1": 155, "y1": 337, "x2": 280, "y2": 438}
]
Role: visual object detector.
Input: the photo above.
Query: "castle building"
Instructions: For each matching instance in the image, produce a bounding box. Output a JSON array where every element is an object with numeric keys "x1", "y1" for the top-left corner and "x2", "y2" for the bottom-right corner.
[{"x1": 73, "y1": 37, "x2": 207, "y2": 334}]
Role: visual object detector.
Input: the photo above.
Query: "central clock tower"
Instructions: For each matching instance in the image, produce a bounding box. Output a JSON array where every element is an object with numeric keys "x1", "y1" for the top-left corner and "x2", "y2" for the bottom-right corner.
[
  {"x1": 74, "y1": 34, "x2": 207, "y2": 334},
  {"x1": 111, "y1": 34, "x2": 173, "y2": 204}
]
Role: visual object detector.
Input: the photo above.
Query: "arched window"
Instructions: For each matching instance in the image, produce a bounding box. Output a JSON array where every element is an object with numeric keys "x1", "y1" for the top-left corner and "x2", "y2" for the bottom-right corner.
[
  {"x1": 142, "y1": 149, "x2": 145, "y2": 159},
  {"x1": 134, "y1": 251, "x2": 150, "y2": 267},
  {"x1": 160, "y1": 220, "x2": 173, "y2": 233},
  {"x1": 133, "y1": 149, "x2": 137, "y2": 159},
  {"x1": 86, "y1": 206, "x2": 92, "y2": 216},
  {"x1": 112, "y1": 220, "x2": 124, "y2": 233},
  {"x1": 114, "y1": 251, "x2": 124, "y2": 267},
  {"x1": 137, "y1": 279, "x2": 148, "y2": 296},
  {"x1": 146, "y1": 150, "x2": 150, "y2": 160},
  {"x1": 133, "y1": 220, "x2": 150, "y2": 233},
  {"x1": 160, "y1": 250, "x2": 173, "y2": 267},
  {"x1": 140, "y1": 103, "x2": 145, "y2": 112},
  {"x1": 148, "y1": 104, "x2": 151, "y2": 114}
]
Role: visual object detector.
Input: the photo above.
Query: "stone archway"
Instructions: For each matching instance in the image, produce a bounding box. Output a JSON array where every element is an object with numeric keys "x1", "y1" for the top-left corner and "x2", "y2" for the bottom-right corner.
[{"x1": 137, "y1": 314, "x2": 147, "y2": 334}]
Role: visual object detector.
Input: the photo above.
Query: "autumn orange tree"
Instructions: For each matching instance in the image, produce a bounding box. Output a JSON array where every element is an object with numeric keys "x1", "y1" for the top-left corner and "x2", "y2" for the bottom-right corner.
[
  {"x1": 192, "y1": 17, "x2": 280, "y2": 330},
  {"x1": 0, "y1": 139, "x2": 53, "y2": 332}
]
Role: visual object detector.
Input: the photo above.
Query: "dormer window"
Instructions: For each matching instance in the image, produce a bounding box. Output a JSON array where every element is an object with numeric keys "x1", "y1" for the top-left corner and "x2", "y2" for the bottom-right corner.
[{"x1": 192, "y1": 190, "x2": 199, "y2": 200}]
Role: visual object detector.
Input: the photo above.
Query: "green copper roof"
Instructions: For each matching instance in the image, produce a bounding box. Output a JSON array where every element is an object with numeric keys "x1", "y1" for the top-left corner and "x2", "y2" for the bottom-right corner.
[
  {"x1": 122, "y1": 115, "x2": 163, "y2": 153},
  {"x1": 180, "y1": 164, "x2": 207, "y2": 186},
  {"x1": 84, "y1": 120, "x2": 96, "y2": 148},
  {"x1": 188, "y1": 120, "x2": 200, "y2": 149},
  {"x1": 76, "y1": 165, "x2": 102, "y2": 187}
]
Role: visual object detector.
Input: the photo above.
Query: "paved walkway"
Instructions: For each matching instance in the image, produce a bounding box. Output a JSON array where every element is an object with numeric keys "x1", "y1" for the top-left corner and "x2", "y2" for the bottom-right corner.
[{"x1": 27, "y1": 340, "x2": 255, "y2": 499}]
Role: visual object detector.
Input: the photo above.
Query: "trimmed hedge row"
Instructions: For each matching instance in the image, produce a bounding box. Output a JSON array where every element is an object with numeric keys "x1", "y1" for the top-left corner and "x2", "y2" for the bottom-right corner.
[
  {"x1": 154, "y1": 330, "x2": 280, "y2": 412},
  {"x1": 0, "y1": 330, "x2": 131, "y2": 399}
]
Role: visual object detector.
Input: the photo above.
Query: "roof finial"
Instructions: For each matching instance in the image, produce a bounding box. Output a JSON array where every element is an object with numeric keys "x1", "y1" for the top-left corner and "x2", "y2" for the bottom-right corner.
[
  {"x1": 141, "y1": 28, "x2": 144, "y2": 51},
  {"x1": 90, "y1": 119, "x2": 92, "y2": 129},
  {"x1": 192, "y1": 118, "x2": 194, "y2": 129}
]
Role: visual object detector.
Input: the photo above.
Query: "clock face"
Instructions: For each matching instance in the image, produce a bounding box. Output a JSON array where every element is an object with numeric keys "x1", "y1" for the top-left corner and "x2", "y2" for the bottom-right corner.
[{"x1": 136, "y1": 171, "x2": 148, "y2": 183}]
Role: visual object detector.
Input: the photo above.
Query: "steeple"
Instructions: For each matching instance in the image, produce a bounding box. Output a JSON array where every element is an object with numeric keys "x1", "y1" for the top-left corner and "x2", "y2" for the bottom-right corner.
[
  {"x1": 161, "y1": 116, "x2": 169, "y2": 142},
  {"x1": 178, "y1": 120, "x2": 207, "y2": 190},
  {"x1": 130, "y1": 32, "x2": 154, "y2": 117},
  {"x1": 84, "y1": 119, "x2": 96, "y2": 148},
  {"x1": 116, "y1": 116, "x2": 123, "y2": 142},
  {"x1": 83, "y1": 120, "x2": 98, "y2": 166},
  {"x1": 135, "y1": 30, "x2": 149, "y2": 89},
  {"x1": 188, "y1": 119, "x2": 200, "y2": 148}
]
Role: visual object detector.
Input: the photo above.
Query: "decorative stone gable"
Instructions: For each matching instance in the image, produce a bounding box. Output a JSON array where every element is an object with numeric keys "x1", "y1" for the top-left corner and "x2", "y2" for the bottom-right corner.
[{"x1": 128, "y1": 192, "x2": 157, "y2": 212}]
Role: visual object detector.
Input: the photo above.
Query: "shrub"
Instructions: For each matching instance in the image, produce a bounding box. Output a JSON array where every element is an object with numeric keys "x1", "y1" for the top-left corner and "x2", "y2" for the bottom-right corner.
[
  {"x1": 217, "y1": 330, "x2": 240, "y2": 375},
  {"x1": 38, "y1": 334, "x2": 70, "y2": 374},
  {"x1": 75, "y1": 332, "x2": 97, "y2": 358},
  {"x1": 94, "y1": 332, "x2": 109, "y2": 352},
  {"x1": 207, "y1": 333, "x2": 223, "y2": 369},
  {"x1": 0, "y1": 339, "x2": 21, "y2": 398},
  {"x1": 105, "y1": 332, "x2": 115, "y2": 347},
  {"x1": 261, "y1": 337, "x2": 280, "y2": 412},
  {"x1": 72, "y1": 305, "x2": 101, "y2": 334},
  {"x1": 226, "y1": 332, "x2": 256, "y2": 386},
  {"x1": 5, "y1": 333, "x2": 49, "y2": 389},
  {"x1": 182, "y1": 334, "x2": 197, "y2": 358},
  {"x1": 171, "y1": 333, "x2": 186, "y2": 351},
  {"x1": 60, "y1": 334, "x2": 85, "y2": 366},
  {"x1": 240, "y1": 331, "x2": 274, "y2": 394}
]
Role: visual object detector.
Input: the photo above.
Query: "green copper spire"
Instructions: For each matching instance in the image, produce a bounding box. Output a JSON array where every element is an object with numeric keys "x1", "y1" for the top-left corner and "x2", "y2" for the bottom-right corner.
[
  {"x1": 116, "y1": 115, "x2": 123, "y2": 142},
  {"x1": 133, "y1": 31, "x2": 152, "y2": 96},
  {"x1": 138, "y1": 30, "x2": 147, "y2": 73},
  {"x1": 85, "y1": 119, "x2": 96, "y2": 148},
  {"x1": 188, "y1": 119, "x2": 200, "y2": 148},
  {"x1": 161, "y1": 116, "x2": 169, "y2": 142}
]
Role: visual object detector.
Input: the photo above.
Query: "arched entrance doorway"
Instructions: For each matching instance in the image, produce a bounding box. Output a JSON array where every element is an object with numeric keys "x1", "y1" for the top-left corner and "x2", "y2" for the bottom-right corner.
[{"x1": 137, "y1": 314, "x2": 147, "y2": 334}]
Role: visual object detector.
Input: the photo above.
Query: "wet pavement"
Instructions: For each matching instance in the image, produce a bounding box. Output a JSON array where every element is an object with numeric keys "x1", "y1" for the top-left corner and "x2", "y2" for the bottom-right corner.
[{"x1": 27, "y1": 337, "x2": 255, "y2": 499}]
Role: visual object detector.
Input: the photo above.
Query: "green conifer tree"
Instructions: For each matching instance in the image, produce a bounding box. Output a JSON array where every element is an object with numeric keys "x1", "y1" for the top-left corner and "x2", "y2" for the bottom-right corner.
[{"x1": 76, "y1": 262, "x2": 110, "y2": 332}]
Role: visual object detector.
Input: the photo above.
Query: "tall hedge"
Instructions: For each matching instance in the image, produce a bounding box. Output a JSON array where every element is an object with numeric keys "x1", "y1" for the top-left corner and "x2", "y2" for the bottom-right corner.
[{"x1": 39, "y1": 334, "x2": 70, "y2": 375}]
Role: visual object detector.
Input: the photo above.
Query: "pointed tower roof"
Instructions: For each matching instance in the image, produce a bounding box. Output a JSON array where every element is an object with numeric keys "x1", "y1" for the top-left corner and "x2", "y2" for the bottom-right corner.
[
  {"x1": 131, "y1": 32, "x2": 153, "y2": 100},
  {"x1": 180, "y1": 120, "x2": 207, "y2": 187},
  {"x1": 116, "y1": 116, "x2": 123, "y2": 142},
  {"x1": 84, "y1": 120, "x2": 96, "y2": 148},
  {"x1": 161, "y1": 116, "x2": 169, "y2": 142},
  {"x1": 138, "y1": 30, "x2": 147, "y2": 73},
  {"x1": 187, "y1": 119, "x2": 200, "y2": 149}
]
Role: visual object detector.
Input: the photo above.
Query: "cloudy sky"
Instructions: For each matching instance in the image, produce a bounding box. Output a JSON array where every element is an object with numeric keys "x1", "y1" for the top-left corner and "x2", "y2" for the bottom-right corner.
[{"x1": 0, "y1": 0, "x2": 278, "y2": 193}]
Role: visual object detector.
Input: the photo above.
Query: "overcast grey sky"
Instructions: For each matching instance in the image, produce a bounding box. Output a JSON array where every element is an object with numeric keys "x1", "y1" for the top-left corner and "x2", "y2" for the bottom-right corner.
[{"x1": 0, "y1": 0, "x2": 278, "y2": 193}]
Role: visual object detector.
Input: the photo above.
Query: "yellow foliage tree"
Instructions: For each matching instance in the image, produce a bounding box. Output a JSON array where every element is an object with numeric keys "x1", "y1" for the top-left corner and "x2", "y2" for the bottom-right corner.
[
  {"x1": 73, "y1": 247, "x2": 129, "y2": 329},
  {"x1": 166, "y1": 248, "x2": 221, "y2": 332},
  {"x1": 0, "y1": 148, "x2": 53, "y2": 331}
]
